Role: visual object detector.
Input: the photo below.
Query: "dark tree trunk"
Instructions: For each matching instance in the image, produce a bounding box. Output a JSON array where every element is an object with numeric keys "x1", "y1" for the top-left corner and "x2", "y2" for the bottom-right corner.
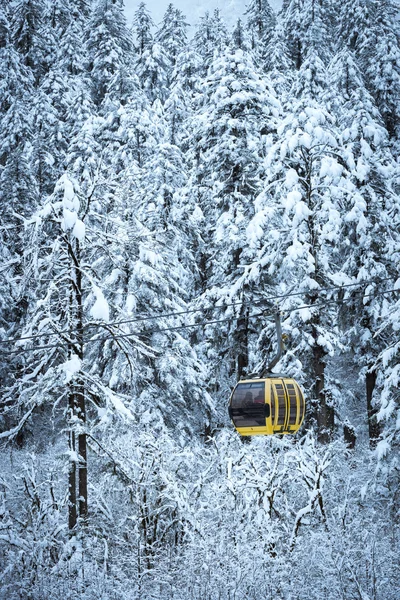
[
  {"x1": 311, "y1": 341, "x2": 333, "y2": 444},
  {"x1": 296, "y1": 39, "x2": 302, "y2": 70},
  {"x1": 67, "y1": 239, "x2": 88, "y2": 530},
  {"x1": 75, "y1": 243, "x2": 87, "y2": 524},
  {"x1": 344, "y1": 421, "x2": 356, "y2": 449},
  {"x1": 236, "y1": 307, "x2": 249, "y2": 379},
  {"x1": 77, "y1": 384, "x2": 87, "y2": 521},
  {"x1": 68, "y1": 428, "x2": 77, "y2": 531},
  {"x1": 366, "y1": 369, "x2": 380, "y2": 447}
]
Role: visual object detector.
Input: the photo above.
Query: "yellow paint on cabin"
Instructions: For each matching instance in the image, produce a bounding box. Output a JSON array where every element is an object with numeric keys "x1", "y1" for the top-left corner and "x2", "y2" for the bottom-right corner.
[{"x1": 229, "y1": 377, "x2": 305, "y2": 436}]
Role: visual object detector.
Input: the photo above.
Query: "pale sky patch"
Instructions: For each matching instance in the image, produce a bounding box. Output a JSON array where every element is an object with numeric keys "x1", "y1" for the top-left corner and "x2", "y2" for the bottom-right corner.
[{"x1": 124, "y1": 0, "x2": 283, "y2": 31}]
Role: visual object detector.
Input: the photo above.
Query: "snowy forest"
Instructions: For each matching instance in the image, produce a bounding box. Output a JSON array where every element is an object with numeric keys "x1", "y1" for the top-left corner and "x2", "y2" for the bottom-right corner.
[{"x1": 0, "y1": 0, "x2": 399, "y2": 598}]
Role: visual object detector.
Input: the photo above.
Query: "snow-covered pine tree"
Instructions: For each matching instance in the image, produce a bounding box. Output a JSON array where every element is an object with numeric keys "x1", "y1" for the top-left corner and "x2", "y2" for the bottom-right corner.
[
  {"x1": 336, "y1": 0, "x2": 375, "y2": 52},
  {"x1": 33, "y1": 0, "x2": 71, "y2": 77},
  {"x1": 191, "y1": 47, "x2": 280, "y2": 413},
  {"x1": 282, "y1": 0, "x2": 335, "y2": 70},
  {"x1": 4, "y1": 145, "x2": 159, "y2": 531},
  {"x1": 337, "y1": 0, "x2": 400, "y2": 140},
  {"x1": 29, "y1": 0, "x2": 92, "y2": 198},
  {"x1": 107, "y1": 102, "x2": 212, "y2": 436},
  {"x1": 86, "y1": 0, "x2": 134, "y2": 106},
  {"x1": 135, "y1": 41, "x2": 170, "y2": 104},
  {"x1": 361, "y1": 0, "x2": 400, "y2": 140},
  {"x1": 0, "y1": 11, "x2": 37, "y2": 259},
  {"x1": 0, "y1": 10, "x2": 36, "y2": 222},
  {"x1": 57, "y1": 0, "x2": 90, "y2": 77},
  {"x1": 132, "y1": 1, "x2": 153, "y2": 57},
  {"x1": 194, "y1": 10, "x2": 228, "y2": 76},
  {"x1": 375, "y1": 279, "x2": 400, "y2": 471},
  {"x1": 246, "y1": 49, "x2": 351, "y2": 442},
  {"x1": 165, "y1": 41, "x2": 202, "y2": 148},
  {"x1": 231, "y1": 18, "x2": 251, "y2": 52},
  {"x1": 245, "y1": 0, "x2": 276, "y2": 53},
  {"x1": 132, "y1": 2, "x2": 170, "y2": 104},
  {"x1": 10, "y1": 0, "x2": 45, "y2": 77},
  {"x1": 263, "y1": 22, "x2": 294, "y2": 95},
  {"x1": 326, "y1": 48, "x2": 399, "y2": 445},
  {"x1": 0, "y1": 7, "x2": 38, "y2": 438},
  {"x1": 155, "y1": 4, "x2": 188, "y2": 69}
]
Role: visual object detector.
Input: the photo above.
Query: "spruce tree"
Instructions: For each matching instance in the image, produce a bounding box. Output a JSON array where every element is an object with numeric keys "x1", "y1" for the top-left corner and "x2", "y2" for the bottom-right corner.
[
  {"x1": 194, "y1": 10, "x2": 228, "y2": 75},
  {"x1": 10, "y1": 0, "x2": 45, "y2": 76},
  {"x1": 231, "y1": 18, "x2": 251, "y2": 51},
  {"x1": 327, "y1": 49, "x2": 400, "y2": 444},
  {"x1": 263, "y1": 23, "x2": 294, "y2": 95},
  {"x1": 155, "y1": 4, "x2": 188, "y2": 69},
  {"x1": 248, "y1": 54, "x2": 348, "y2": 442},
  {"x1": 282, "y1": 0, "x2": 335, "y2": 70},
  {"x1": 132, "y1": 1, "x2": 153, "y2": 56},
  {"x1": 361, "y1": 0, "x2": 400, "y2": 139},
  {"x1": 245, "y1": 0, "x2": 276, "y2": 52},
  {"x1": 86, "y1": 0, "x2": 134, "y2": 106},
  {"x1": 191, "y1": 47, "x2": 280, "y2": 398}
]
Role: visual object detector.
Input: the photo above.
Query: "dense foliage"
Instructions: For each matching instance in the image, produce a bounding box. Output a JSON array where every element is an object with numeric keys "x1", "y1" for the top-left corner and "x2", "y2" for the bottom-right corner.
[{"x1": 0, "y1": 1, "x2": 399, "y2": 598}]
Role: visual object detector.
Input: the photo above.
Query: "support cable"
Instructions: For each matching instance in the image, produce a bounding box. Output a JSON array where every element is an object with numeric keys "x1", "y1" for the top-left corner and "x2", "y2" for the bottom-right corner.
[
  {"x1": 2, "y1": 285, "x2": 398, "y2": 355},
  {"x1": 0, "y1": 276, "x2": 396, "y2": 347}
]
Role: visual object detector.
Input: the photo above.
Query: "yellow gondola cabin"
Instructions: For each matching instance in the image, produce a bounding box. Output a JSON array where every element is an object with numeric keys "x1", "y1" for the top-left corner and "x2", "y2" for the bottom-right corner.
[{"x1": 228, "y1": 377, "x2": 305, "y2": 436}]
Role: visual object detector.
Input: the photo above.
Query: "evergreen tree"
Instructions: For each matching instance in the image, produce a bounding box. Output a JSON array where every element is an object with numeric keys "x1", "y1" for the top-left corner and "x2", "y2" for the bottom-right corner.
[
  {"x1": 122, "y1": 134, "x2": 211, "y2": 434},
  {"x1": 132, "y1": 2, "x2": 169, "y2": 103},
  {"x1": 327, "y1": 48, "x2": 399, "y2": 444},
  {"x1": 263, "y1": 23, "x2": 294, "y2": 95},
  {"x1": 86, "y1": 0, "x2": 134, "y2": 106},
  {"x1": 57, "y1": 1, "x2": 89, "y2": 77},
  {"x1": 231, "y1": 18, "x2": 251, "y2": 51},
  {"x1": 192, "y1": 48, "x2": 280, "y2": 398},
  {"x1": 132, "y1": 1, "x2": 153, "y2": 56},
  {"x1": 337, "y1": 0, "x2": 400, "y2": 139},
  {"x1": 247, "y1": 56, "x2": 348, "y2": 442},
  {"x1": 163, "y1": 44, "x2": 202, "y2": 151},
  {"x1": 245, "y1": 0, "x2": 276, "y2": 51},
  {"x1": 361, "y1": 0, "x2": 400, "y2": 139},
  {"x1": 336, "y1": 0, "x2": 375, "y2": 52},
  {"x1": 194, "y1": 10, "x2": 228, "y2": 75},
  {"x1": 375, "y1": 281, "x2": 400, "y2": 469},
  {"x1": 10, "y1": 0, "x2": 45, "y2": 76},
  {"x1": 155, "y1": 4, "x2": 188, "y2": 68},
  {"x1": 0, "y1": 9, "x2": 37, "y2": 416},
  {"x1": 135, "y1": 40, "x2": 170, "y2": 104},
  {"x1": 0, "y1": 15, "x2": 36, "y2": 228},
  {"x1": 282, "y1": 0, "x2": 335, "y2": 70}
]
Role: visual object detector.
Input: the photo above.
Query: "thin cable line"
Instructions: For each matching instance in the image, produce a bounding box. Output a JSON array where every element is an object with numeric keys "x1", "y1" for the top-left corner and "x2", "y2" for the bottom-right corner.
[
  {"x1": 87, "y1": 276, "x2": 395, "y2": 331},
  {"x1": 5, "y1": 343, "x2": 63, "y2": 355},
  {"x1": 0, "y1": 276, "x2": 395, "y2": 346},
  {"x1": 3, "y1": 286, "x2": 398, "y2": 355},
  {"x1": 89, "y1": 287, "x2": 399, "y2": 344}
]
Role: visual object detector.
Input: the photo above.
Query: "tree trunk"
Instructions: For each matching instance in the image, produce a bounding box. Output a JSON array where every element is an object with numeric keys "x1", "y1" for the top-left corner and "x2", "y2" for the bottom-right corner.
[
  {"x1": 236, "y1": 306, "x2": 249, "y2": 379},
  {"x1": 75, "y1": 242, "x2": 87, "y2": 524},
  {"x1": 312, "y1": 341, "x2": 333, "y2": 444},
  {"x1": 366, "y1": 369, "x2": 380, "y2": 447},
  {"x1": 67, "y1": 238, "x2": 88, "y2": 530},
  {"x1": 77, "y1": 384, "x2": 87, "y2": 522},
  {"x1": 344, "y1": 421, "x2": 356, "y2": 449},
  {"x1": 68, "y1": 428, "x2": 77, "y2": 531}
]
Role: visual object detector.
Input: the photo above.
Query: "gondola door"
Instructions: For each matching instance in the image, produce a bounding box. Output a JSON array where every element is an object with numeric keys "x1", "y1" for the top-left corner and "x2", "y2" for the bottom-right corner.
[{"x1": 270, "y1": 379, "x2": 304, "y2": 433}]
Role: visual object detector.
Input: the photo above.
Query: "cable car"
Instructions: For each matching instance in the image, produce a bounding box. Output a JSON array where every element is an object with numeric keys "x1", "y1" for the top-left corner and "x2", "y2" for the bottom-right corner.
[
  {"x1": 228, "y1": 376, "x2": 305, "y2": 435},
  {"x1": 228, "y1": 312, "x2": 305, "y2": 436}
]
